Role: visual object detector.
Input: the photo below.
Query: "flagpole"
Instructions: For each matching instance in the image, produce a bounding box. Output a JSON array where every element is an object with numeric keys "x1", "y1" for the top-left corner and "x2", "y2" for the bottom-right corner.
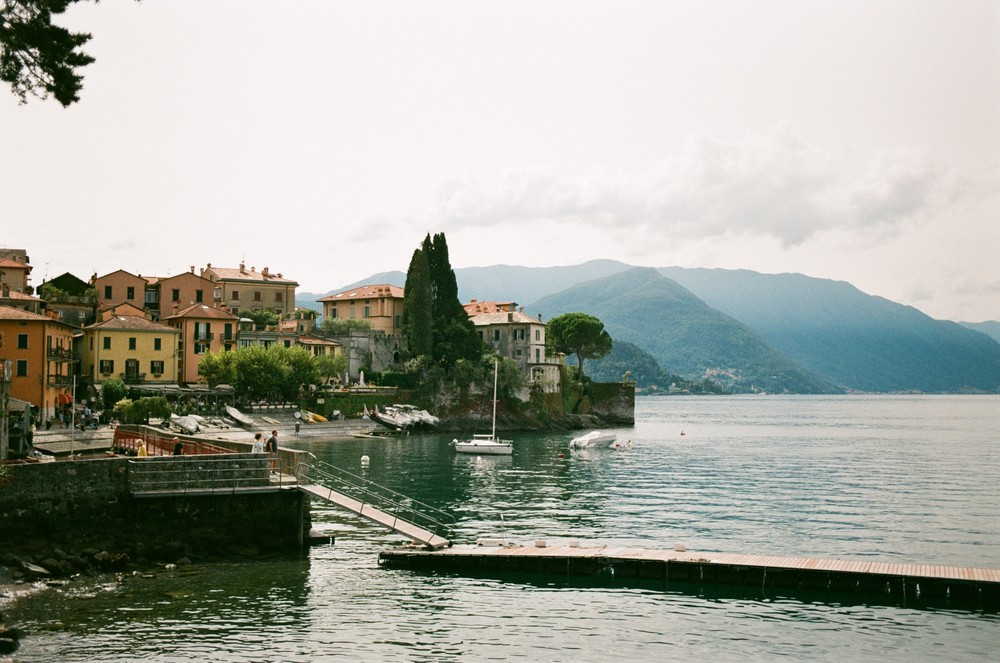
[{"x1": 70, "y1": 374, "x2": 76, "y2": 459}]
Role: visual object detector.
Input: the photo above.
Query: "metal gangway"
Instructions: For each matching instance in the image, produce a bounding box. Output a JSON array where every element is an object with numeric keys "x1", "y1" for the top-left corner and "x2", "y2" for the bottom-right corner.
[{"x1": 299, "y1": 457, "x2": 454, "y2": 550}]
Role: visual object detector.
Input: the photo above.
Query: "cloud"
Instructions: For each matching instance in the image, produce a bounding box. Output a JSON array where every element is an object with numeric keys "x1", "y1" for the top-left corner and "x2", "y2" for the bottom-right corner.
[{"x1": 427, "y1": 124, "x2": 971, "y2": 250}]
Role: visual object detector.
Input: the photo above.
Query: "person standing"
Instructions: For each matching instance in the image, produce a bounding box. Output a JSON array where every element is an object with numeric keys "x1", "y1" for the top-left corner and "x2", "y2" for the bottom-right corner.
[
  {"x1": 252, "y1": 432, "x2": 264, "y2": 454},
  {"x1": 266, "y1": 430, "x2": 278, "y2": 473}
]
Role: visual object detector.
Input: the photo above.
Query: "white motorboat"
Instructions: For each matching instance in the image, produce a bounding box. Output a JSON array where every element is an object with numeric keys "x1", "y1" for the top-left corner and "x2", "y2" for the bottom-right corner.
[
  {"x1": 170, "y1": 414, "x2": 201, "y2": 434},
  {"x1": 569, "y1": 430, "x2": 617, "y2": 449},
  {"x1": 453, "y1": 359, "x2": 513, "y2": 455}
]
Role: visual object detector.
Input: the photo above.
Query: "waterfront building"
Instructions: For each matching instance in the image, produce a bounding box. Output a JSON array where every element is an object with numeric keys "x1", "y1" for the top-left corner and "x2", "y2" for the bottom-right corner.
[
  {"x1": 145, "y1": 268, "x2": 217, "y2": 321},
  {"x1": 0, "y1": 304, "x2": 76, "y2": 419},
  {"x1": 469, "y1": 308, "x2": 561, "y2": 393},
  {"x1": 317, "y1": 284, "x2": 404, "y2": 336},
  {"x1": 164, "y1": 303, "x2": 239, "y2": 384},
  {"x1": 0, "y1": 256, "x2": 32, "y2": 294},
  {"x1": 200, "y1": 262, "x2": 298, "y2": 317},
  {"x1": 81, "y1": 315, "x2": 180, "y2": 386}
]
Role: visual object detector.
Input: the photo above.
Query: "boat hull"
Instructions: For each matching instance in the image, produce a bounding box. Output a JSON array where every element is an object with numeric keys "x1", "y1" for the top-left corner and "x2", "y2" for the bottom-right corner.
[
  {"x1": 569, "y1": 431, "x2": 617, "y2": 448},
  {"x1": 453, "y1": 442, "x2": 513, "y2": 455}
]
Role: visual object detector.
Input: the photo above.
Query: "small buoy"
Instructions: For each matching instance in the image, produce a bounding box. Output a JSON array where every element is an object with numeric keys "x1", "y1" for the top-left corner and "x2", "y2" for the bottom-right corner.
[
  {"x1": 680, "y1": 430, "x2": 685, "y2": 436},
  {"x1": 360, "y1": 455, "x2": 370, "y2": 466},
  {"x1": 557, "y1": 452, "x2": 565, "y2": 458}
]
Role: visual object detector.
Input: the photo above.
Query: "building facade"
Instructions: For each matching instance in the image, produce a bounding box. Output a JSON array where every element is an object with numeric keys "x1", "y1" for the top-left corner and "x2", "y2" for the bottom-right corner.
[
  {"x1": 81, "y1": 315, "x2": 181, "y2": 386},
  {"x1": 164, "y1": 304, "x2": 238, "y2": 384},
  {"x1": 146, "y1": 269, "x2": 217, "y2": 321},
  {"x1": 470, "y1": 309, "x2": 561, "y2": 393},
  {"x1": 0, "y1": 304, "x2": 76, "y2": 419},
  {"x1": 92, "y1": 269, "x2": 148, "y2": 312},
  {"x1": 317, "y1": 284, "x2": 404, "y2": 336},
  {"x1": 200, "y1": 262, "x2": 298, "y2": 317}
]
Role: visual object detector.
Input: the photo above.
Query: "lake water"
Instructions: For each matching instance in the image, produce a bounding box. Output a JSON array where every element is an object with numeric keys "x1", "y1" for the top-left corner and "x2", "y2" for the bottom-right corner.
[{"x1": 7, "y1": 395, "x2": 1000, "y2": 661}]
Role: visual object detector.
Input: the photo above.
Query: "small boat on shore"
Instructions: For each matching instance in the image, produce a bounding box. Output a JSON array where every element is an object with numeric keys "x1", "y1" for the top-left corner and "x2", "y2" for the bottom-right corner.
[
  {"x1": 569, "y1": 430, "x2": 617, "y2": 449},
  {"x1": 170, "y1": 414, "x2": 201, "y2": 434},
  {"x1": 225, "y1": 406, "x2": 254, "y2": 428}
]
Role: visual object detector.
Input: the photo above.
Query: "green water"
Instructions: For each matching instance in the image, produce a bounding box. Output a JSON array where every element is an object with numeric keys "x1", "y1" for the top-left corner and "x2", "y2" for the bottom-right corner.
[{"x1": 7, "y1": 395, "x2": 1000, "y2": 661}]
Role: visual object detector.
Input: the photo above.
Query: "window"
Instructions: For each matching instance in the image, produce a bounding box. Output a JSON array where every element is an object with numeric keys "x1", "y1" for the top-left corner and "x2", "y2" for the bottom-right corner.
[
  {"x1": 514, "y1": 328, "x2": 525, "y2": 341},
  {"x1": 172, "y1": 289, "x2": 180, "y2": 302},
  {"x1": 535, "y1": 348, "x2": 541, "y2": 363},
  {"x1": 224, "y1": 323, "x2": 233, "y2": 340},
  {"x1": 129, "y1": 337, "x2": 137, "y2": 350},
  {"x1": 145, "y1": 289, "x2": 158, "y2": 305},
  {"x1": 254, "y1": 291, "x2": 262, "y2": 301},
  {"x1": 284, "y1": 340, "x2": 291, "y2": 348},
  {"x1": 17, "y1": 333, "x2": 28, "y2": 349},
  {"x1": 104, "y1": 285, "x2": 112, "y2": 299},
  {"x1": 363, "y1": 306, "x2": 371, "y2": 318},
  {"x1": 194, "y1": 343, "x2": 209, "y2": 355},
  {"x1": 150, "y1": 360, "x2": 164, "y2": 374},
  {"x1": 154, "y1": 337, "x2": 162, "y2": 351},
  {"x1": 16, "y1": 360, "x2": 27, "y2": 376},
  {"x1": 103, "y1": 337, "x2": 111, "y2": 350},
  {"x1": 493, "y1": 329, "x2": 501, "y2": 342},
  {"x1": 329, "y1": 307, "x2": 338, "y2": 319},
  {"x1": 195, "y1": 322, "x2": 211, "y2": 341},
  {"x1": 275, "y1": 292, "x2": 283, "y2": 302},
  {"x1": 100, "y1": 359, "x2": 114, "y2": 374},
  {"x1": 232, "y1": 290, "x2": 240, "y2": 300},
  {"x1": 126, "y1": 286, "x2": 135, "y2": 300},
  {"x1": 195, "y1": 289, "x2": 203, "y2": 303},
  {"x1": 535, "y1": 329, "x2": 541, "y2": 341}
]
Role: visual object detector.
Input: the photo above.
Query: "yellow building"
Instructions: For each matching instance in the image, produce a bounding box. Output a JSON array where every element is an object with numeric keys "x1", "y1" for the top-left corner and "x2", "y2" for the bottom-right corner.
[
  {"x1": 317, "y1": 284, "x2": 404, "y2": 336},
  {"x1": 81, "y1": 315, "x2": 180, "y2": 386}
]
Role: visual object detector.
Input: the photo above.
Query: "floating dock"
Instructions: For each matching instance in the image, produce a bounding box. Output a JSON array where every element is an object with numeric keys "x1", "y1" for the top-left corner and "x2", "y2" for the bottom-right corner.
[{"x1": 379, "y1": 543, "x2": 1000, "y2": 607}]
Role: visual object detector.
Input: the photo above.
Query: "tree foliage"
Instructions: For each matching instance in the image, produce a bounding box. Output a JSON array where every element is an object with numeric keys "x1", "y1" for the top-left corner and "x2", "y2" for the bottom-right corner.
[
  {"x1": 419, "y1": 233, "x2": 481, "y2": 367},
  {"x1": 0, "y1": 0, "x2": 97, "y2": 106},
  {"x1": 319, "y1": 318, "x2": 371, "y2": 336},
  {"x1": 402, "y1": 247, "x2": 433, "y2": 358},
  {"x1": 243, "y1": 309, "x2": 280, "y2": 328},
  {"x1": 316, "y1": 353, "x2": 347, "y2": 384},
  {"x1": 200, "y1": 345, "x2": 320, "y2": 402},
  {"x1": 547, "y1": 312, "x2": 613, "y2": 381},
  {"x1": 100, "y1": 378, "x2": 127, "y2": 410}
]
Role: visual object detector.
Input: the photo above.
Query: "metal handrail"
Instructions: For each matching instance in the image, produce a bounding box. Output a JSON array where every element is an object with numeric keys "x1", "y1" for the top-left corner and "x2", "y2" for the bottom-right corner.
[
  {"x1": 305, "y1": 456, "x2": 455, "y2": 541},
  {"x1": 127, "y1": 455, "x2": 271, "y2": 494}
]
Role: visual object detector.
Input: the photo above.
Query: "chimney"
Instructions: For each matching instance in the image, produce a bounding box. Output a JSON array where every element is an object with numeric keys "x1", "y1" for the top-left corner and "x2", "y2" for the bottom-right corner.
[
  {"x1": 240, "y1": 261, "x2": 246, "y2": 274},
  {"x1": 190, "y1": 266, "x2": 195, "y2": 274},
  {"x1": 508, "y1": 312, "x2": 514, "y2": 322},
  {"x1": 262, "y1": 266, "x2": 269, "y2": 277},
  {"x1": 538, "y1": 313, "x2": 542, "y2": 322}
]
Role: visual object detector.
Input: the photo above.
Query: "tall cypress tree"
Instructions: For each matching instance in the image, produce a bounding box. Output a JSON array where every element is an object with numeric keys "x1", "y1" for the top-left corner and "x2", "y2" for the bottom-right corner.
[
  {"x1": 402, "y1": 247, "x2": 433, "y2": 358},
  {"x1": 420, "y1": 233, "x2": 481, "y2": 367}
]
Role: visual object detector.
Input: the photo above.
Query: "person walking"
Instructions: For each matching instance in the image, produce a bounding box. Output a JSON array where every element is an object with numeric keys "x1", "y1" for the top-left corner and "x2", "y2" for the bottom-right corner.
[{"x1": 266, "y1": 430, "x2": 278, "y2": 473}]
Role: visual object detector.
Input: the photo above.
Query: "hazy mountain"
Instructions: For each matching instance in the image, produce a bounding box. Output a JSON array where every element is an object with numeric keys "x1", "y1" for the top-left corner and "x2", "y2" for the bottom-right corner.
[
  {"x1": 529, "y1": 267, "x2": 837, "y2": 394},
  {"x1": 659, "y1": 267, "x2": 1000, "y2": 393},
  {"x1": 958, "y1": 320, "x2": 1000, "y2": 344}
]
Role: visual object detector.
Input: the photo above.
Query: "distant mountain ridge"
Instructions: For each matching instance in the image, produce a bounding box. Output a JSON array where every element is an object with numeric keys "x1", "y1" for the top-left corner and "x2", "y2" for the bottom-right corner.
[{"x1": 297, "y1": 261, "x2": 1000, "y2": 394}]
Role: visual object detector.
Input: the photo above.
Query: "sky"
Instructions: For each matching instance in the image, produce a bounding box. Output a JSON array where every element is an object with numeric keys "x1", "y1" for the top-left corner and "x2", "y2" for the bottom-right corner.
[{"x1": 2, "y1": 1, "x2": 998, "y2": 322}]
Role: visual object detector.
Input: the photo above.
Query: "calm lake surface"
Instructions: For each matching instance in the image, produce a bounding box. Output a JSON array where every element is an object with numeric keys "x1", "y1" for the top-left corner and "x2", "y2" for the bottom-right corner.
[{"x1": 8, "y1": 395, "x2": 1000, "y2": 661}]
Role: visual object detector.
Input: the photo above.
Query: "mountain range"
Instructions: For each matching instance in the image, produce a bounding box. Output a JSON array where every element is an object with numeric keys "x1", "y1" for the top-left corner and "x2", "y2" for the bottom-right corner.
[{"x1": 297, "y1": 261, "x2": 1000, "y2": 394}]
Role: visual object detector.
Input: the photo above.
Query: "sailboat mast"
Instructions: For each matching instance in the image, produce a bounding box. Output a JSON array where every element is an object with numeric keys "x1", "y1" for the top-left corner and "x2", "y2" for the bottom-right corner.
[{"x1": 492, "y1": 359, "x2": 498, "y2": 439}]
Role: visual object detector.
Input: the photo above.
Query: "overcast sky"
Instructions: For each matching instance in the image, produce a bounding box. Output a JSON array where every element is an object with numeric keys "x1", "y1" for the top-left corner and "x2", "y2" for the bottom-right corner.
[{"x1": 2, "y1": 1, "x2": 997, "y2": 321}]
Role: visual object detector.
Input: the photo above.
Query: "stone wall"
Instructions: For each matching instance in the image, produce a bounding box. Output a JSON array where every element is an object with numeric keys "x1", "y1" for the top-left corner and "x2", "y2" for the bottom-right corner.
[{"x1": 0, "y1": 455, "x2": 311, "y2": 570}]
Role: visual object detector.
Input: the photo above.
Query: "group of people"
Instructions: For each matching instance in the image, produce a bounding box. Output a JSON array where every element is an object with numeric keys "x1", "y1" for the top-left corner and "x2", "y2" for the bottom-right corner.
[{"x1": 252, "y1": 430, "x2": 279, "y2": 473}]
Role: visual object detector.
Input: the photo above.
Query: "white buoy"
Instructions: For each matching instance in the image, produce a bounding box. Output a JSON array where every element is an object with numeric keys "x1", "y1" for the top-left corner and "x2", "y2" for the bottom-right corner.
[{"x1": 360, "y1": 455, "x2": 370, "y2": 466}]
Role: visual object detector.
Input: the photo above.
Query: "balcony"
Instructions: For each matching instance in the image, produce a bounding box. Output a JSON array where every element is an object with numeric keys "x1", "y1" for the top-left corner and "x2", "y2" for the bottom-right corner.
[
  {"x1": 193, "y1": 332, "x2": 214, "y2": 341},
  {"x1": 46, "y1": 347, "x2": 77, "y2": 362},
  {"x1": 121, "y1": 372, "x2": 146, "y2": 385},
  {"x1": 46, "y1": 374, "x2": 76, "y2": 388}
]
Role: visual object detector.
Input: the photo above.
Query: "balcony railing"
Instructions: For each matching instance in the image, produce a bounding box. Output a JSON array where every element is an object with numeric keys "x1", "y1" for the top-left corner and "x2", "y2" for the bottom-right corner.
[
  {"x1": 46, "y1": 347, "x2": 77, "y2": 361},
  {"x1": 122, "y1": 372, "x2": 146, "y2": 384},
  {"x1": 193, "y1": 332, "x2": 214, "y2": 341},
  {"x1": 46, "y1": 374, "x2": 76, "y2": 388}
]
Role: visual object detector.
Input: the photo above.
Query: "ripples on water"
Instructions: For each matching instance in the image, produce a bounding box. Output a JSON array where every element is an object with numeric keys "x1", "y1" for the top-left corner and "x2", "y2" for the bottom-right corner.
[{"x1": 9, "y1": 395, "x2": 1000, "y2": 661}]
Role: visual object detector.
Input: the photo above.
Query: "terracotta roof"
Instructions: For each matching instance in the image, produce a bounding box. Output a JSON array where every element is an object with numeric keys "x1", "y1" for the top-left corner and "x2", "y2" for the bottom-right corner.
[
  {"x1": 470, "y1": 311, "x2": 543, "y2": 326},
  {"x1": 0, "y1": 290, "x2": 41, "y2": 302},
  {"x1": 206, "y1": 265, "x2": 298, "y2": 285},
  {"x1": 318, "y1": 283, "x2": 403, "y2": 302},
  {"x1": 163, "y1": 304, "x2": 239, "y2": 321},
  {"x1": 463, "y1": 300, "x2": 518, "y2": 315},
  {"x1": 0, "y1": 259, "x2": 30, "y2": 270},
  {"x1": 86, "y1": 316, "x2": 179, "y2": 332},
  {"x1": 0, "y1": 304, "x2": 70, "y2": 325}
]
